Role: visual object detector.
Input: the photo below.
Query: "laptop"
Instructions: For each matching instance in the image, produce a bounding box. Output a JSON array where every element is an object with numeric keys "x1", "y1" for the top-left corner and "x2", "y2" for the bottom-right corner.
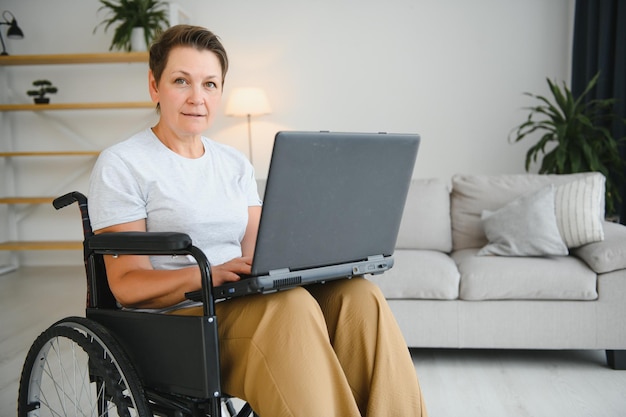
[{"x1": 189, "y1": 130, "x2": 420, "y2": 300}]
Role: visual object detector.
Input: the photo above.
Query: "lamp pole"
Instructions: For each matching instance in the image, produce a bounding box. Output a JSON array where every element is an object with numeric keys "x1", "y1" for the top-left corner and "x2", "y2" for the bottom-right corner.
[
  {"x1": 0, "y1": 29, "x2": 8, "y2": 55},
  {"x1": 246, "y1": 114, "x2": 254, "y2": 165}
]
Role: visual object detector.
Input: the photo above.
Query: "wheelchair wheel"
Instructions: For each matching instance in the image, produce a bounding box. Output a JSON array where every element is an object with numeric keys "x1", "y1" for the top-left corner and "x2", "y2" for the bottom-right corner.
[{"x1": 18, "y1": 316, "x2": 151, "y2": 417}]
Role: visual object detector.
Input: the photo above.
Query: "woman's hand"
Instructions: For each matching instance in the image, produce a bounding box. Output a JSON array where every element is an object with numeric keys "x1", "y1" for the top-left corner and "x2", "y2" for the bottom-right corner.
[{"x1": 211, "y1": 256, "x2": 252, "y2": 287}]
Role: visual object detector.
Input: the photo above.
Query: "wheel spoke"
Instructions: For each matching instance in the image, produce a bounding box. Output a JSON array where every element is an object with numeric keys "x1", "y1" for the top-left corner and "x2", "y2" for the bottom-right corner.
[
  {"x1": 37, "y1": 336, "x2": 109, "y2": 417},
  {"x1": 19, "y1": 318, "x2": 150, "y2": 417}
]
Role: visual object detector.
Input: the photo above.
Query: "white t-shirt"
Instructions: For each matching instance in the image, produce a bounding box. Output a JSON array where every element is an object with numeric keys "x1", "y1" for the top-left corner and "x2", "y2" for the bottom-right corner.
[{"x1": 89, "y1": 128, "x2": 262, "y2": 272}]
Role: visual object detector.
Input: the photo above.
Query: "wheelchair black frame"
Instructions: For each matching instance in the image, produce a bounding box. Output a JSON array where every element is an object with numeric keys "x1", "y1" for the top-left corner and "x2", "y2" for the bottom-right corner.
[{"x1": 46, "y1": 191, "x2": 250, "y2": 416}]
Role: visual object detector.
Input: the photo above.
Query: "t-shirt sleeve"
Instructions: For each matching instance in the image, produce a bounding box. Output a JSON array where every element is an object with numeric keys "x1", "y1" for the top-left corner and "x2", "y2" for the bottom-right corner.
[{"x1": 88, "y1": 149, "x2": 148, "y2": 231}]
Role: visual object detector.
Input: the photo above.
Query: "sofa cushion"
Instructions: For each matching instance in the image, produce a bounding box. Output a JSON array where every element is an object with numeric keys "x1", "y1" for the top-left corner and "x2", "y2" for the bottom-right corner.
[
  {"x1": 368, "y1": 249, "x2": 460, "y2": 300},
  {"x1": 554, "y1": 174, "x2": 605, "y2": 248},
  {"x1": 451, "y1": 172, "x2": 605, "y2": 250},
  {"x1": 478, "y1": 185, "x2": 568, "y2": 256},
  {"x1": 453, "y1": 248, "x2": 598, "y2": 300},
  {"x1": 573, "y1": 221, "x2": 626, "y2": 273},
  {"x1": 396, "y1": 178, "x2": 452, "y2": 252}
]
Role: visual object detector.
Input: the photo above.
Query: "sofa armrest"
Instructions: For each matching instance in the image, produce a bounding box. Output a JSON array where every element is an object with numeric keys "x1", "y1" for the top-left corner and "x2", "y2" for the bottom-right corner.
[{"x1": 573, "y1": 221, "x2": 626, "y2": 273}]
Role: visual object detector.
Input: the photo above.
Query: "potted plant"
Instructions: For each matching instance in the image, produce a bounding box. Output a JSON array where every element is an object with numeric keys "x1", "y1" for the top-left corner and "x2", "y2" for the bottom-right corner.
[
  {"x1": 27, "y1": 79, "x2": 58, "y2": 104},
  {"x1": 510, "y1": 72, "x2": 626, "y2": 216},
  {"x1": 94, "y1": 0, "x2": 169, "y2": 52}
]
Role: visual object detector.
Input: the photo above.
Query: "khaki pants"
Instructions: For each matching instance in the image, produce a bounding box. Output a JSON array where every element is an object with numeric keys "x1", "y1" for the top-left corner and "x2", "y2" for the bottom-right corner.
[{"x1": 173, "y1": 277, "x2": 427, "y2": 417}]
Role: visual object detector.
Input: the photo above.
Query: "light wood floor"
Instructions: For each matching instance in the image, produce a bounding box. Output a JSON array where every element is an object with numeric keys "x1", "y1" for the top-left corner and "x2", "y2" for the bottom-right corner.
[{"x1": 2, "y1": 266, "x2": 626, "y2": 416}]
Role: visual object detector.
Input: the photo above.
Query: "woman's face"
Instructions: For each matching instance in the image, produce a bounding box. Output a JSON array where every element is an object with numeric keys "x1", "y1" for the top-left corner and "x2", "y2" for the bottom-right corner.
[{"x1": 149, "y1": 46, "x2": 224, "y2": 137}]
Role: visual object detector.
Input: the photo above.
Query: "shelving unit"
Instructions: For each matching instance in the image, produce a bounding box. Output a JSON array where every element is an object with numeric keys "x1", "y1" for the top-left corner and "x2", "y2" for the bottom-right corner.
[
  {"x1": 0, "y1": 51, "x2": 149, "y2": 66},
  {"x1": 0, "y1": 151, "x2": 101, "y2": 156},
  {"x1": 0, "y1": 241, "x2": 83, "y2": 251},
  {"x1": 0, "y1": 102, "x2": 153, "y2": 111},
  {"x1": 0, "y1": 52, "x2": 151, "y2": 273}
]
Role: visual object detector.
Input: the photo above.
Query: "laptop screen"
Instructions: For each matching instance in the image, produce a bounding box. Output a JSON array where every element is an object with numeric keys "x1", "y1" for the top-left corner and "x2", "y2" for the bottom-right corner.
[{"x1": 251, "y1": 131, "x2": 420, "y2": 276}]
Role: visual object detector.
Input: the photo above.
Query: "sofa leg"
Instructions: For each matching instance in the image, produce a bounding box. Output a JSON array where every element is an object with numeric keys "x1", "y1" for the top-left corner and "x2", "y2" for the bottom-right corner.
[{"x1": 606, "y1": 350, "x2": 626, "y2": 370}]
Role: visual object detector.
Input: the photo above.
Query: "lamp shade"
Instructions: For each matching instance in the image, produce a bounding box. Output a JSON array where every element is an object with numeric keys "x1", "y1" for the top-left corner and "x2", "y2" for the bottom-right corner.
[
  {"x1": 2, "y1": 11, "x2": 24, "y2": 39},
  {"x1": 7, "y1": 20, "x2": 24, "y2": 39},
  {"x1": 225, "y1": 87, "x2": 272, "y2": 117}
]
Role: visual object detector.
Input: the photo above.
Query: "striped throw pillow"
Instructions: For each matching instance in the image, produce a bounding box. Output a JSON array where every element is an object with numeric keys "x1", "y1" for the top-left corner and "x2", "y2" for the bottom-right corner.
[{"x1": 554, "y1": 174, "x2": 605, "y2": 248}]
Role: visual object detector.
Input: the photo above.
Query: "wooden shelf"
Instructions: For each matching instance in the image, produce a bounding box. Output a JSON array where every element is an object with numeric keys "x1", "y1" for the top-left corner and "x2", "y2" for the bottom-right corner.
[
  {"x1": 0, "y1": 241, "x2": 82, "y2": 250},
  {"x1": 0, "y1": 151, "x2": 100, "y2": 157},
  {"x1": 0, "y1": 197, "x2": 55, "y2": 204},
  {"x1": 0, "y1": 52, "x2": 149, "y2": 66},
  {"x1": 0, "y1": 102, "x2": 154, "y2": 111},
  {"x1": 0, "y1": 52, "x2": 145, "y2": 259}
]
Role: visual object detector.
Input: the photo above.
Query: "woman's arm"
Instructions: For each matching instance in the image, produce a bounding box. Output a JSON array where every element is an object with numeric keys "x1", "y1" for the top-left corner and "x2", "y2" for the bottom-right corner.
[
  {"x1": 97, "y1": 217, "x2": 255, "y2": 309},
  {"x1": 97, "y1": 219, "x2": 200, "y2": 309},
  {"x1": 241, "y1": 206, "x2": 262, "y2": 258}
]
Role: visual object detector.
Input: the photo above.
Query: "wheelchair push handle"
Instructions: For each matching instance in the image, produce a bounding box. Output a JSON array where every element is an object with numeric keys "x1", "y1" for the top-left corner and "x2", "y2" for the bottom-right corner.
[
  {"x1": 53, "y1": 191, "x2": 92, "y2": 238},
  {"x1": 53, "y1": 191, "x2": 88, "y2": 210}
]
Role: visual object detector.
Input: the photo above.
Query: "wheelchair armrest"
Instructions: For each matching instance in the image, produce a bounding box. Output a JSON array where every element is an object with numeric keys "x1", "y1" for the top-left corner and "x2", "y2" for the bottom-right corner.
[
  {"x1": 88, "y1": 231, "x2": 217, "y2": 316},
  {"x1": 88, "y1": 232, "x2": 192, "y2": 253}
]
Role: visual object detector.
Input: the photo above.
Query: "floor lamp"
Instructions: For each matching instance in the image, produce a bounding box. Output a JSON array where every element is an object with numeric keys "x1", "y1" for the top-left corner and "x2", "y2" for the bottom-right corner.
[{"x1": 225, "y1": 87, "x2": 272, "y2": 165}]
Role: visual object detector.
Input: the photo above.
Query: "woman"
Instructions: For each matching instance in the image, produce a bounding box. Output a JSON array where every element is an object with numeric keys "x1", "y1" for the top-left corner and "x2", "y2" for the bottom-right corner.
[{"x1": 89, "y1": 24, "x2": 427, "y2": 416}]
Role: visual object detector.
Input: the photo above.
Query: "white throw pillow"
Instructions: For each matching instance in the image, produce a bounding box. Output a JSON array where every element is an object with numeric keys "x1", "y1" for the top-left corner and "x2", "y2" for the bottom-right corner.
[
  {"x1": 451, "y1": 172, "x2": 605, "y2": 251},
  {"x1": 478, "y1": 185, "x2": 568, "y2": 257},
  {"x1": 554, "y1": 174, "x2": 605, "y2": 248}
]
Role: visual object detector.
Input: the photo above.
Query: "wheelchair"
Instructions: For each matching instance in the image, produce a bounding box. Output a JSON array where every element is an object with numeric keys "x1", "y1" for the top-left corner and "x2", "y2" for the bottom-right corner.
[{"x1": 17, "y1": 191, "x2": 258, "y2": 417}]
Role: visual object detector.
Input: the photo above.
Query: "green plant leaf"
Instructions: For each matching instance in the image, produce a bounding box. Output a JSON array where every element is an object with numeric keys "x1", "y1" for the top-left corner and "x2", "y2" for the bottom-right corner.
[
  {"x1": 510, "y1": 71, "x2": 626, "y2": 215},
  {"x1": 94, "y1": 0, "x2": 169, "y2": 51}
]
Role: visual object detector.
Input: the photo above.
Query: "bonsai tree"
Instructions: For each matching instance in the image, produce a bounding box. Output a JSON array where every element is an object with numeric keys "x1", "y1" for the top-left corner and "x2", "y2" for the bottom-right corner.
[
  {"x1": 510, "y1": 72, "x2": 626, "y2": 216},
  {"x1": 94, "y1": 0, "x2": 169, "y2": 51},
  {"x1": 27, "y1": 79, "x2": 58, "y2": 104}
]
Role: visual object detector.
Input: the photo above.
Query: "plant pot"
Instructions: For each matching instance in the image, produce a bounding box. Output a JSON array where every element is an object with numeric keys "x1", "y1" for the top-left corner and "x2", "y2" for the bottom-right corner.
[
  {"x1": 131, "y1": 27, "x2": 147, "y2": 51},
  {"x1": 34, "y1": 97, "x2": 50, "y2": 104}
]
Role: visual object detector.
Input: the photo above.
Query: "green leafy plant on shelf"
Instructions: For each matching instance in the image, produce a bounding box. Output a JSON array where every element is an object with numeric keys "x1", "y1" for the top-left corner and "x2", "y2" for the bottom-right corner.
[
  {"x1": 27, "y1": 79, "x2": 58, "y2": 104},
  {"x1": 94, "y1": 0, "x2": 169, "y2": 51},
  {"x1": 510, "y1": 72, "x2": 626, "y2": 216}
]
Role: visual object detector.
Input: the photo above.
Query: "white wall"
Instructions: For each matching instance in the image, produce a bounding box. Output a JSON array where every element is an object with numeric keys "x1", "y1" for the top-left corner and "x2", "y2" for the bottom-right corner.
[{"x1": 0, "y1": 0, "x2": 575, "y2": 265}]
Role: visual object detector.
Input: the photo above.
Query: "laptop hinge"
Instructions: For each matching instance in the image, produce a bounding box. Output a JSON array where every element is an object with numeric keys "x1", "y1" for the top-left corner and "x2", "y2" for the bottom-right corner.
[
  {"x1": 269, "y1": 268, "x2": 290, "y2": 276},
  {"x1": 368, "y1": 254, "x2": 385, "y2": 261}
]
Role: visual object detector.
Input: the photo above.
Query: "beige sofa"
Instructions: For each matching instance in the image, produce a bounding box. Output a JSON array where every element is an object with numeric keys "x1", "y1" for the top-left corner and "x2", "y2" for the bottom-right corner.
[{"x1": 366, "y1": 172, "x2": 626, "y2": 369}]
